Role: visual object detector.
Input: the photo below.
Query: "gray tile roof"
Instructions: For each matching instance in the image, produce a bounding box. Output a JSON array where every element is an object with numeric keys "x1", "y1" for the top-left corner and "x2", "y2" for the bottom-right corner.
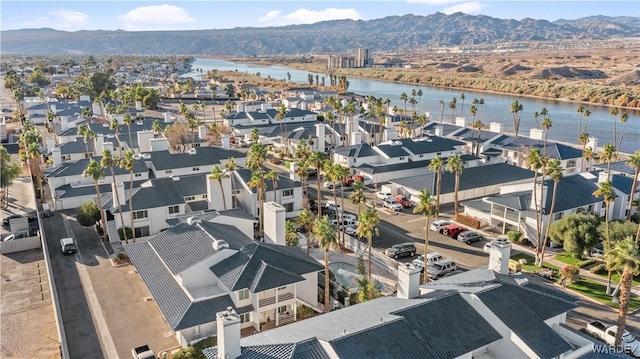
[
  {"x1": 394, "y1": 136, "x2": 465, "y2": 155},
  {"x1": 450, "y1": 128, "x2": 499, "y2": 143},
  {"x1": 375, "y1": 143, "x2": 411, "y2": 158},
  {"x1": 170, "y1": 173, "x2": 207, "y2": 197},
  {"x1": 150, "y1": 147, "x2": 245, "y2": 171},
  {"x1": 391, "y1": 162, "x2": 534, "y2": 194},
  {"x1": 332, "y1": 143, "x2": 378, "y2": 158},
  {"x1": 103, "y1": 177, "x2": 184, "y2": 212},
  {"x1": 55, "y1": 180, "x2": 146, "y2": 199},
  {"x1": 124, "y1": 242, "x2": 236, "y2": 331},
  {"x1": 236, "y1": 168, "x2": 301, "y2": 192},
  {"x1": 45, "y1": 156, "x2": 148, "y2": 178},
  {"x1": 593, "y1": 161, "x2": 636, "y2": 175},
  {"x1": 148, "y1": 222, "x2": 220, "y2": 274},
  {"x1": 423, "y1": 122, "x2": 464, "y2": 136},
  {"x1": 611, "y1": 173, "x2": 638, "y2": 195},
  {"x1": 489, "y1": 134, "x2": 583, "y2": 160},
  {"x1": 541, "y1": 172, "x2": 603, "y2": 214},
  {"x1": 210, "y1": 242, "x2": 322, "y2": 292},
  {"x1": 477, "y1": 284, "x2": 573, "y2": 359}
]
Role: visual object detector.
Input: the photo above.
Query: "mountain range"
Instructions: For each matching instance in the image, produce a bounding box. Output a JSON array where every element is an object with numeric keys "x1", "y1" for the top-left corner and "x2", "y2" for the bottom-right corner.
[{"x1": 2, "y1": 12, "x2": 639, "y2": 56}]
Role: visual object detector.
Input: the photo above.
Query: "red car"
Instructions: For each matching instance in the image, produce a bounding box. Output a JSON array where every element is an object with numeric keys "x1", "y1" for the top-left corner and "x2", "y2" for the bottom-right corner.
[
  {"x1": 394, "y1": 195, "x2": 413, "y2": 208},
  {"x1": 441, "y1": 224, "x2": 466, "y2": 239}
]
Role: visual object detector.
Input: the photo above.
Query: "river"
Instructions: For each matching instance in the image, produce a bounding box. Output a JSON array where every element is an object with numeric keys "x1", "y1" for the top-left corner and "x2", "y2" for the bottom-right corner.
[{"x1": 183, "y1": 58, "x2": 639, "y2": 154}]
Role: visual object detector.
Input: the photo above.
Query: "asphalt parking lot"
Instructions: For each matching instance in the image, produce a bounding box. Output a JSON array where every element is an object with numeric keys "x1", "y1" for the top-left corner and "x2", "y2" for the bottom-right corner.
[{"x1": 42, "y1": 210, "x2": 178, "y2": 358}]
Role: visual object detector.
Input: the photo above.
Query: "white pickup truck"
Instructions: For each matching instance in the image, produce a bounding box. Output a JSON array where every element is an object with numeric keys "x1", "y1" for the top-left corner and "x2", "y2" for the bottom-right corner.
[
  {"x1": 132, "y1": 345, "x2": 157, "y2": 359},
  {"x1": 586, "y1": 321, "x2": 640, "y2": 357}
]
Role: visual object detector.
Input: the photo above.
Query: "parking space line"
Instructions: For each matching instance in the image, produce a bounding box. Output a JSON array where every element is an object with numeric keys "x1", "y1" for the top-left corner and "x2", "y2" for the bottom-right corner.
[{"x1": 62, "y1": 216, "x2": 118, "y2": 359}]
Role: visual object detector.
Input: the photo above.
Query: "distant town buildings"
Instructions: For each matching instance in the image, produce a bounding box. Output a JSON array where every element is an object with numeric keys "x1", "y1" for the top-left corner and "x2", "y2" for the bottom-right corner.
[{"x1": 328, "y1": 47, "x2": 372, "y2": 69}]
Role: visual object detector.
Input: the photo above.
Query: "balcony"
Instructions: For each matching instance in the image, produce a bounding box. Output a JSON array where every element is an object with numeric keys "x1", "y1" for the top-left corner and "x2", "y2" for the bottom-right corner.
[{"x1": 258, "y1": 291, "x2": 294, "y2": 307}]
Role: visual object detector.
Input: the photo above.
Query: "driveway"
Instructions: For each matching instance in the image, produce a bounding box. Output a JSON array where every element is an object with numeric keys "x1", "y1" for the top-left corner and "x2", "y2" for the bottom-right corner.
[{"x1": 42, "y1": 210, "x2": 177, "y2": 358}]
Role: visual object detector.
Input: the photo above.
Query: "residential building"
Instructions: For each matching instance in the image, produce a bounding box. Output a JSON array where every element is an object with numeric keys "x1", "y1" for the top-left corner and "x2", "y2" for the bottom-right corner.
[{"x1": 234, "y1": 169, "x2": 304, "y2": 220}]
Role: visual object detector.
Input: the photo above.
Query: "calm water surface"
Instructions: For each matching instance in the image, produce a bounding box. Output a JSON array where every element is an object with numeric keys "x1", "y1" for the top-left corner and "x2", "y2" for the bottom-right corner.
[{"x1": 184, "y1": 58, "x2": 639, "y2": 154}]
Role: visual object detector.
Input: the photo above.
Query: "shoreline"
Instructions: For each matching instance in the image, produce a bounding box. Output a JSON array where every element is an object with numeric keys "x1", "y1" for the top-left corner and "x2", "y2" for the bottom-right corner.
[{"x1": 214, "y1": 58, "x2": 640, "y2": 112}]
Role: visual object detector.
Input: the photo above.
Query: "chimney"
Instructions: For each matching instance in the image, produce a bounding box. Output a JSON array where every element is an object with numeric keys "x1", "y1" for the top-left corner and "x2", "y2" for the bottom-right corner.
[
  {"x1": 50, "y1": 104, "x2": 57, "y2": 113},
  {"x1": 136, "y1": 130, "x2": 154, "y2": 153},
  {"x1": 164, "y1": 112, "x2": 172, "y2": 123},
  {"x1": 60, "y1": 117, "x2": 68, "y2": 131},
  {"x1": 383, "y1": 128, "x2": 398, "y2": 142},
  {"x1": 529, "y1": 128, "x2": 545, "y2": 141},
  {"x1": 350, "y1": 131, "x2": 362, "y2": 146},
  {"x1": 489, "y1": 239, "x2": 512, "y2": 274},
  {"x1": 149, "y1": 138, "x2": 169, "y2": 152},
  {"x1": 80, "y1": 95, "x2": 90, "y2": 102},
  {"x1": 397, "y1": 263, "x2": 420, "y2": 299},
  {"x1": 95, "y1": 134, "x2": 104, "y2": 154},
  {"x1": 300, "y1": 102, "x2": 307, "y2": 110},
  {"x1": 489, "y1": 122, "x2": 503, "y2": 134},
  {"x1": 46, "y1": 136, "x2": 56, "y2": 152},
  {"x1": 111, "y1": 181, "x2": 126, "y2": 212},
  {"x1": 207, "y1": 168, "x2": 232, "y2": 210},
  {"x1": 455, "y1": 117, "x2": 467, "y2": 128},
  {"x1": 262, "y1": 201, "x2": 286, "y2": 245},
  {"x1": 52, "y1": 147, "x2": 62, "y2": 167},
  {"x1": 315, "y1": 123, "x2": 325, "y2": 153},
  {"x1": 434, "y1": 125, "x2": 443, "y2": 138},
  {"x1": 135, "y1": 101, "x2": 142, "y2": 111},
  {"x1": 530, "y1": 181, "x2": 548, "y2": 211},
  {"x1": 598, "y1": 170, "x2": 609, "y2": 184},
  {"x1": 92, "y1": 102, "x2": 102, "y2": 116},
  {"x1": 587, "y1": 136, "x2": 598, "y2": 153},
  {"x1": 216, "y1": 308, "x2": 241, "y2": 359},
  {"x1": 102, "y1": 141, "x2": 114, "y2": 154},
  {"x1": 221, "y1": 135, "x2": 230, "y2": 150},
  {"x1": 289, "y1": 161, "x2": 300, "y2": 181},
  {"x1": 198, "y1": 125, "x2": 208, "y2": 141}
]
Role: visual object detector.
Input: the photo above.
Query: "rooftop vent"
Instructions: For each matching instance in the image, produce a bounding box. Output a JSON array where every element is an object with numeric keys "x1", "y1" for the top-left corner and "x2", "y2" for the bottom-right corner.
[
  {"x1": 170, "y1": 175, "x2": 180, "y2": 181},
  {"x1": 188, "y1": 148, "x2": 197, "y2": 155},
  {"x1": 213, "y1": 239, "x2": 229, "y2": 251},
  {"x1": 186, "y1": 217, "x2": 201, "y2": 225},
  {"x1": 141, "y1": 153, "x2": 151, "y2": 159},
  {"x1": 136, "y1": 121, "x2": 143, "y2": 125}
]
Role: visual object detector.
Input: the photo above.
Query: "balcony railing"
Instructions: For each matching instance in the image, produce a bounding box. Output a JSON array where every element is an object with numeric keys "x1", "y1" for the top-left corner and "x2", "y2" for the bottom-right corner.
[
  {"x1": 278, "y1": 313, "x2": 294, "y2": 324},
  {"x1": 258, "y1": 291, "x2": 294, "y2": 307}
]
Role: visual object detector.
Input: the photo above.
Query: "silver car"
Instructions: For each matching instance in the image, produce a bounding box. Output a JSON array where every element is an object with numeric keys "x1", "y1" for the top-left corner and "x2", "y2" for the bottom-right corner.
[{"x1": 382, "y1": 199, "x2": 402, "y2": 211}]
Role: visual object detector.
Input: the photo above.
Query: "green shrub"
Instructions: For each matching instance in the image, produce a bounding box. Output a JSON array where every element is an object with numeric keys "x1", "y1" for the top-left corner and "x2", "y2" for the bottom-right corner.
[
  {"x1": 577, "y1": 258, "x2": 596, "y2": 268},
  {"x1": 454, "y1": 214, "x2": 481, "y2": 229},
  {"x1": 77, "y1": 201, "x2": 100, "y2": 226},
  {"x1": 117, "y1": 227, "x2": 133, "y2": 241},
  {"x1": 507, "y1": 230, "x2": 523, "y2": 243},
  {"x1": 590, "y1": 263, "x2": 607, "y2": 274}
]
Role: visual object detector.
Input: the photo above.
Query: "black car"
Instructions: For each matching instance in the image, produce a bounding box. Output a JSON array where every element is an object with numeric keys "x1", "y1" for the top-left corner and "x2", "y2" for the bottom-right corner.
[
  {"x1": 3, "y1": 214, "x2": 36, "y2": 226},
  {"x1": 457, "y1": 230, "x2": 483, "y2": 245}
]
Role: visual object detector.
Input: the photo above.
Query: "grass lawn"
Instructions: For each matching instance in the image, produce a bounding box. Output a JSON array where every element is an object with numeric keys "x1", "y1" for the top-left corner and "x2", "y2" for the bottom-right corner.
[
  {"x1": 555, "y1": 253, "x2": 586, "y2": 266},
  {"x1": 511, "y1": 253, "x2": 560, "y2": 273},
  {"x1": 566, "y1": 277, "x2": 640, "y2": 311},
  {"x1": 594, "y1": 271, "x2": 640, "y2": 287}
]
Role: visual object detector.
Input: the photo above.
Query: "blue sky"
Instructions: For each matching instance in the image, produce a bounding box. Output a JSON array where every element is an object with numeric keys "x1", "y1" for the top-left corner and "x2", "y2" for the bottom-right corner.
[{"x1": 1, "y1": 1, "x2": 637, "y2": 32}]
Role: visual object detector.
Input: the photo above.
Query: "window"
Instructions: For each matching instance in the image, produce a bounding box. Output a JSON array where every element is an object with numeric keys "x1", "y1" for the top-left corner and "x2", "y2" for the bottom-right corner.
[
  {"x1": 134, "y1": 226, "x2": 150, "y2": 237},
  {"x1": 202, "y1": 194, "x2": 208, "y2": 199},
  {"x1": 165, "y1": 170, "x2": 172, "y2": 175},
  {"x1": 282, "y1": 189, "x2": 293, "y2": 197},
  {"x1": 553, "y1": 212, "x2": 563, "y2": 220},
  {"x1": 168, "y1": 205, "x2": 179, "y2": 214},
  {"x1": 240, "y1": 313, "x2": 250, "y2": 323},
  {"x1": 278, "y1": 306, "x2": 287, "y2": 314},
  {"x1": 184, "y1": 196, "x2": 195, "y2": 201},
  {"x1": 284, "y1": 203, "x2": 294, "y2": 212},
  {"x1": 419, "y1": 154, "x2": 424, "y2": 158},
  {"x1": 134, "y1": 173, "x2": 142, "y2": 177},
  {"x1": 192, "y1": 167, "x2": 200, "y2": 171},
  {"x1": 399, "y1": 157, "x2": 405, "y2": 160},
  {"x1": 239, "y1": 289, "x2": 249, "y2": 300},
  {"x1": 133, "y1": 210, "x2": 148, "y2": 220}
]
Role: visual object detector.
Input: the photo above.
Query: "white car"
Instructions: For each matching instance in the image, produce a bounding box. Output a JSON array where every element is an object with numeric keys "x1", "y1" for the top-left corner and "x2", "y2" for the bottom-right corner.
[
  {"x1": 375, "y1": 191, "x2": 393, "y2": 200},
  {"x1": 483, "y1": 242, "x2": 492, "y2": 254},
  {"x1": 341, "y1": 213, "x2": 357, "y2": 222},
  {"x1": 323, "y1": 181, "x2": 335, "y2": 189},
  {"x1": 344, "y1": 225, "x2": 358, "y2": 236},
  {"x1": 412, "y1": 252, "x2": 444, "y2": 272},
  {"x1": 430, "y1": 220, "x2": 453, "y2": 232},
  {"x1": 382, "y1": 199, "x2": 402, "y2": 211}
]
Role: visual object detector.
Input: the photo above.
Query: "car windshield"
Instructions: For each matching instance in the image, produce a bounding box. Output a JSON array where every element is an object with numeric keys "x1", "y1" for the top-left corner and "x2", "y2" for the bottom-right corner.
[
  {"x1": 623, "y1": 332, "x2": 636, "y2": 343},
  {"x1": 64, "y1": 244, "x2": 75, "y2": 250}
]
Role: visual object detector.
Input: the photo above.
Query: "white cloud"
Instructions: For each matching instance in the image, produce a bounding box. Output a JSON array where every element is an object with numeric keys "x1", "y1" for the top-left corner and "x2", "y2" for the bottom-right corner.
[
  {"x1": 442, "y1": 2, "x2": 485, "y2": 14},
  {"x1": 258, "y1": 8, "x2": 362, "y2": 26},
  {"x1": 117, "y1": 5, "x2": 195, "y2": 31},
  {"x1": 24, "y1": 9, "x2": 89, "y2": 31}
]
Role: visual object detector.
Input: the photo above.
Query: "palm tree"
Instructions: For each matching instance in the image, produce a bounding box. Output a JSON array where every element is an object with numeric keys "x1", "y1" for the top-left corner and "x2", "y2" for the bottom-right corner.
[
  {"x1": 533, "y1": 111, "x2": 540, "y2": 129},
  {"x1": 610, "y1": 106, "x2": 619, "y2": 149},
  {"x1": 248, "y1": 171, "x2": 266, "y2": 239},
  {"x1": 541, "y1": 115, "x2": 552, "y2": 156},
  {"x1": 209, "y1": 165, "x2": 230, "y2": 210},
  {"x1": 246, "y1": 143, "x2": 267, "y2": 172},
  {"x1": 459, "y1": 93, "x2": 465, "y2": 115},
  {"x1": 618, "y1": 113, "x2": 629, "y2": 150},
  {"x1": 599, "y1": 143, "x2": 617, "y2": 180},
  {"x1": 335, "y1": 165, "x2": 349, "y2": 245},
  {"x1": 428, "y1": 156, "x2": 444, "y2": 217},
  {"x1": 265, "y1": 170, "x2": 279, "y2": 203},
  {"x1": 101, "y1": 149, "x2": 128, "y2": 243},
  {"x1": 408, "y1": 97, "x2": 417, "y2": 135},
  {"x1": 593, "y1": 180, "x2": 617, "y2": 294},
  {"x1": 583, "y1": 146, "x2": 596, "y2": 172},
  {"x1": 526, "y1": 148, "x2": 546, "y2": 264},
  {"x1": 313, "y1": 215, "x2": 338, "y2": 313},
  {"x1": 297, "y1": 208, "x2": 314, "y2": 253},
  {"x1": 438, "y1": 99, "x2": 445, "y2": 124},
  {"x1": 223, "y1": 157, "x2": 239, "y2": 208},
  {"x1": 579, "y1": 131, "x2": 590, "y2": 172},
  {"x1": 349, "y1": 180, "x2": 366, "y2": 216},
  {"x1": 583, "y1": 109, "x2": 591, "y2": 132},
  {"x1": 446, "y1": 154, "x2": 464, "y2": 217},
  {"x1": 576, "y1": 105, "x2": 586, "y2": 136},
  {"x1": 120, "y1": 149, "x2": 137, "y2": 242},
  {"x1": 326, "y1": 111, "x2": 335, "y2": 148},
  {"x1": 606, "y1": 237, "x2": 640, "y2": 346},
  {"x1": 538, "y1": 159, "x2": 563, "y2": 266},
  {"x1": 414, "y1": 189, "x2": 437, "y2": 284},
  {"x1": 152, "y1": 119, "x2": 163, "y2": 137},
  {"x1": 276, "y1": 103, "x2": 287, "y2": 136},
  {"x1": 356, "y1": 206, "x2": 380, "y2": 283},
  {"x1": 416, "y1": 89, "x2": 423, "y2": 114},
  {"x1": 449, "y1": 97, "x2": 457, "y2": 123},
  {"x1": 308, "y1": 151, "x2": 327, "y2": 217},
  {"x1": 400, "y1": 92, "x2": 408, "y2": 122},
  {"x1": 295, "y1": 159, "x2": 310, "y2": 206},
  {"x1": 478, "y1": 98, "x2": 485, "y2": 122},
  {"x1": 626, "y1": 151, "x2": 640, "y2": 220},
  {"x1": 82, "y1": 159, "x2": 108, "y2": 236},
  {"x1": 510, "y1": 100, "x2": 523, "y2": 137},
  {"x1": 285, "y1": 220, "x2": 299, "y2": 247}
]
